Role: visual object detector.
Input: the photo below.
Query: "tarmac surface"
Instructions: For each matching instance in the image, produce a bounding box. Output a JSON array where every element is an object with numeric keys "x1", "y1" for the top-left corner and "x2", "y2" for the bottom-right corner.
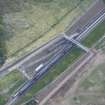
[
  {"x1": 2, "y1": 0, "x2": 105, "y2": 105},
  {"x1": 18, "y1": 0, "x2": 105, "y2": 79},
  {"x1": 0, "y1": 0, "x2": 105, "y2": 79},
  {"x1": 66, "y1": 0, "x2": 105, "y2": 35}
]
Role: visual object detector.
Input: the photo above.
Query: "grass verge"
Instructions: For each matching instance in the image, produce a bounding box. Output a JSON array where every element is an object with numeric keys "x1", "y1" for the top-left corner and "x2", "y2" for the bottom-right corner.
[
  {"x1": 3, "y1": 0, "x2": 94, "y2": 61},
  {"x1": 0, "y1": 70, "x2": 27, "y2": 105},
  {"x1": 16, "y1": 46, "x2": 84, "y2": 105},
  {"x1": 82, "y1": 20, "x2": 105, "y2": 47},
  {"x1": 0, "y1": 16, "x2": 7, "y2": 65}
]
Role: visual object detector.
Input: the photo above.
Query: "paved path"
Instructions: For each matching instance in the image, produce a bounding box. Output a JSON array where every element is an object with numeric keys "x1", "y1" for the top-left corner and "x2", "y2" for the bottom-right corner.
[
  {"x1": 66, "y1": 0, "x2": 105, "y2": 35},
  {"x1": 2, "y1": 1, "x2": 105, "y2": 105},
  {"x1": 0, "y1": 0, "x2": 105, "y2": 79},
  {"x1": 38, "y1": 51, "x2": 96, "y2": 105},
  {"x1": 35, "y1": 1, "x2": 105, "y2": 103}
]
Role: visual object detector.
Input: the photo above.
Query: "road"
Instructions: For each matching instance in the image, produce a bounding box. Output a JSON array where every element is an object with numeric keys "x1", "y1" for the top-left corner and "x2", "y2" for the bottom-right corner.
[
  {"x1": 0, "y1": 36, "x2": 63, "y2": 77},
  {"x1": 3, "y1": 1, "x2": 105, "y2": 105},
  {"x1": 64, "y1": 34, "x2": 89, "y2": 52},
  {"x1": 7, "y1": 9, "x2": 105, "y2": 104},
  {"x1": 39, "y1": 51, "x2": 95, "y2": 105},
  {"x1": 65, "y1": 0, "x2": 105, "y2": 35},
  {"x1": 6, "y1": 39, "x2": 73, "y2": 105},
  {"x1": 0, "y1": 0, "x2": 105, "y2": 78}
]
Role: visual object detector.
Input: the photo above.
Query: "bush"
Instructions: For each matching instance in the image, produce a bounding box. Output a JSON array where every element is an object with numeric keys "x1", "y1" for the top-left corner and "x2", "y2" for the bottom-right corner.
[{"x1": 0, "y1": 16, "x2": 6, "y2": 65}]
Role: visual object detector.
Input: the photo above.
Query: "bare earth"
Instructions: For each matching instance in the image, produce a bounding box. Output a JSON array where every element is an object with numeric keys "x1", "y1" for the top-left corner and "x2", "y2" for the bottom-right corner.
[{"x1": 45, "y1": 51, "x2": 105, "y2": 105}]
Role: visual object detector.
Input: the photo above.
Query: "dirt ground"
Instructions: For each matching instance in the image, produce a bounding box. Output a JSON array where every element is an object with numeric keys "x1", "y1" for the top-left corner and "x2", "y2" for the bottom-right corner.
[{"x1": 45, "y1": 51, "x2": 105, "y2": 105}]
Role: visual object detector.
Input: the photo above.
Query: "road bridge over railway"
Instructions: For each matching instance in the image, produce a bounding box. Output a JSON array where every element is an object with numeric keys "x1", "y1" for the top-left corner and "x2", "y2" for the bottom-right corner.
[
  {"x1": 5, "y1": 1, "x2": 105, "y2": 105},
  {"x1": 63, "y1": 34, "x2": 89, "y2": 52}
]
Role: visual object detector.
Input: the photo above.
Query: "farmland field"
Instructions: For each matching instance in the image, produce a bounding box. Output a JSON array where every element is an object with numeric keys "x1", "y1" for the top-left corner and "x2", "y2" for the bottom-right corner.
[{"x1": 0, "y1": 0, "x2": 95, "y2": 62}]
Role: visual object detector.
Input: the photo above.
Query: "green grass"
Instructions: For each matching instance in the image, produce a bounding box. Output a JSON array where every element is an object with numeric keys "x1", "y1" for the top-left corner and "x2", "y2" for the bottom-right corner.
[
  {"x1": 82, "y1": 20, "x2": 105, "y2": 47},
  {"x1": 0, "y1": 70, "x2": 26, "y2": 93},
  {"x1": 16, "y1": 47, "x2": 84, "y2": 105},
  {"x1": 0, "y1": 70, "x2": 27, "y2": 105},
  {"x1": 2, "y1": 0, "x2": 94, "y2": 60},
  {"x1": 103, "y1": 0, "x2": 105, "y2": 4},
  {"x1": 0, "y1": 16, "x2": 6, "y2": 65}
]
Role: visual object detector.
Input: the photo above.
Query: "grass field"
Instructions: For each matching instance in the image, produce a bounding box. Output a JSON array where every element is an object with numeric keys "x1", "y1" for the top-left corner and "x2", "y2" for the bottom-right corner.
[
  {"x1": 1, "y1": 0, "x2": 94, "y2": 61},
  {"x1": 0, "y1": 16, "x2": 6, "y2": 65},
  {"x1": 0, "y1": 70, "x2": 27, "y2": 105},
  {"x1": 0, "y1": 95, "x2": 6, "y2": 105},
  {"x1": 103, "y1": 0, "x2": 105, "y2": 4},
  {"x1": 71, "y1": 62, "x2": 105, "y2": 105},
  {"x1": 16, "y1": 46, "x2": 84, "y2": 105},
  {"x1": 82, "y1": 19, "x2": 105, "y2": 47}
]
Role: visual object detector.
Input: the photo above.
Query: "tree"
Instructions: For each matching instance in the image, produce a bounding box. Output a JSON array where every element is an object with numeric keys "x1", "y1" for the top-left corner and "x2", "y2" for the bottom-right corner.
[
  {"x1": 103, "y1": 0, "x2": 105, "y2": 3},
  {"x1": 0, "y1": 16, "x2": 6, "y2": 65}
]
